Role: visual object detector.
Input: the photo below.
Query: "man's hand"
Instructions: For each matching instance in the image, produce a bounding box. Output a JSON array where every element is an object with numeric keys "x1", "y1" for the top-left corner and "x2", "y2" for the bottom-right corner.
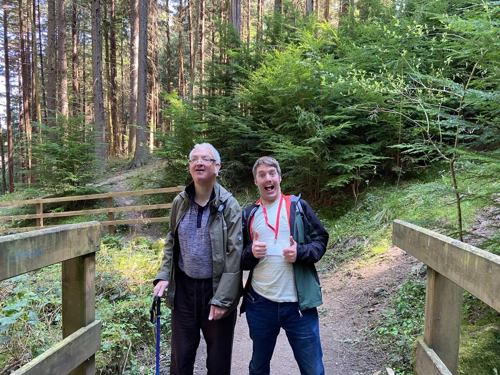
[
  {"x1": 283, "y1": 236, "x2": 297, "y2": 263},
  {"x1": 208, "y1": 305, "x2": 228, "y2": 321},
  {"x1": 153, "y1": 280, "x2": 169, "y2": 297},
  {"x1": 252, "y1": 231, "x2": 267, "y2": 258}
]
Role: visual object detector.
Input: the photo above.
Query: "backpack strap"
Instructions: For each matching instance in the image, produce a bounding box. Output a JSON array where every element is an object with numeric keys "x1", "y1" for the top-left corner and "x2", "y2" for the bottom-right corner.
[{"x1": 246, "y1": 205, "x2": 259, "y2": 241}]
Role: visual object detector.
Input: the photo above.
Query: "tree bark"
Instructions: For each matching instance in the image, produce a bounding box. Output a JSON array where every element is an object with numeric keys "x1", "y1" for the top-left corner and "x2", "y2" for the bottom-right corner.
[
  {"x1": 130, "y1": 0, "x2": 150, "y2": 167},
  {"x1": 231, "y1": 0, "x2": 240, "y2": 38},
  {"x1": 0, "y1": 126, "x2": 6, "y2": 194},
  {"x1": 36, "y1": 0, "x2": 47, "y2": 122},
  {"x1": 110, "y1": 0, "x2": 119, "y2": 155},
  {"x1": 30, "y1": 0, "x2": 41, "y2": 125},
  {"x1": 323, "y1": 0, "x2": 330, "y2": 21},
  {"x1": 274, "y1": 0, "x2": 282, "y2": 14},
  {"x1": 128, "y1": 0, "x2": 139, "y2": 155},
  {"x1": 198, "y1": 0, "x2": 205, "y2": 95},
  {"x1": 92, "y1": 0, "x2": 107, "y2": 170},
  {"x1": 46, "y1": 0, "x2": 57, "y2": 121},
  {"x1": 306, "y1": 0, "x2": 313, "y2": 16},
  {"x1": 56, "y1": 0, "x2": 69, "y2": 118},
  {"x1": 18, "y1": 0, "x2": 32, "y2": 183},
  {"x1": 3, "y1": 3, "x2": 14, "y2": 192},
  {"x1": 256, "y1": 0, "x2": 263, "y2": 44},
  {"x1": 71, "y1": 0, "x2": 79, "y2": 117},
  {"x1": 177, "y1": 0, "x2": 186, "y2": 97}
]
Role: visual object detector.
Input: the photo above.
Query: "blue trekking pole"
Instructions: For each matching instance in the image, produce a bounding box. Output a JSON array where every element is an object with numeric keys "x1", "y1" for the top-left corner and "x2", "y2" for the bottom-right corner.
[{"x1": 150, "y1": 296, "x2": 161, "y2": 375}]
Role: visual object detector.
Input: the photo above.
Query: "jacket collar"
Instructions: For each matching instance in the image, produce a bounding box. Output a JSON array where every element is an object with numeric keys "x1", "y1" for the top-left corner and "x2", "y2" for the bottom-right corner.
[{"x1": 181, "y1": 181, "x2": 232, "y2": 210}]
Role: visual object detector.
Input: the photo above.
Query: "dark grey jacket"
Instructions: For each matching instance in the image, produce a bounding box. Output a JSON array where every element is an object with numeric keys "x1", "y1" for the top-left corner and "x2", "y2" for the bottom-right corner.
[{"x1": 154, "y1": 182, "x2": 243, "y2": 310}]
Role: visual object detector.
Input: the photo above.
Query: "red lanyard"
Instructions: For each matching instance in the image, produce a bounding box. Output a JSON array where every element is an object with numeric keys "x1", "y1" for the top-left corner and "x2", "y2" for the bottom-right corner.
[{"x1": 261, "y1": 195, "x2": 284, "y2": 241}]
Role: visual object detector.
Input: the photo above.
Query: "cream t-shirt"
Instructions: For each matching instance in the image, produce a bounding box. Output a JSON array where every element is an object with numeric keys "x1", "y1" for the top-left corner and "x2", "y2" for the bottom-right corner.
[{"x1": 251, "y1": 196, "x2": 298, "y2": 302}]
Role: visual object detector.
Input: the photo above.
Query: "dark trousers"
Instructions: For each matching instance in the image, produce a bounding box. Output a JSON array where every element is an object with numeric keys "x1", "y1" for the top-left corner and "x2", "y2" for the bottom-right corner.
[{"x1": 170, "y1": 270, "x2": 237, "y2": 375}]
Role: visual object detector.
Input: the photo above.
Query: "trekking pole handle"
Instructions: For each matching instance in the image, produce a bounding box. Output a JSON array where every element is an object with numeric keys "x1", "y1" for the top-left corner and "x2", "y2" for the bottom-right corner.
[{"x1": 150, "y1": 296, "x2": 161, "y2": 323}]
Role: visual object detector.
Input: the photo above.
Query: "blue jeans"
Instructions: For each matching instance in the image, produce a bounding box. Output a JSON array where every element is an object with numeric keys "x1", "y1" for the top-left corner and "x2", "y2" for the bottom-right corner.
[{"x1": 245, "y1": 288, "x2": 324, "y2": 375}]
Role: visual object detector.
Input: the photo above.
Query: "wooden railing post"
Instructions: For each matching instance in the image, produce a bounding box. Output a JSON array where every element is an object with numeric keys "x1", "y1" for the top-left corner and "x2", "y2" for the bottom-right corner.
[
  {"x1": 62, "y1": 253, "x2": 96, "y2": 375},
  {"x1": 36, "y1": 202, "x2": 44, "y2": 228},
  {"x1": 422, "y1": 268, "x2": 463, "y2": 374},
  {"x1": 106, "y1": 197, "x2": 115, "y2": 234}
]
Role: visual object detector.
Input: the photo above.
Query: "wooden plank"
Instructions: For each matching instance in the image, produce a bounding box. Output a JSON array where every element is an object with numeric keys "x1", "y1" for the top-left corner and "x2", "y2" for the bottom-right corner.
[
  {"x1": 62, "y1": 254, "x2": 96, "y2": 375},
  {"x1": 0, "y1": 216, "x2": 170, "y2": 235},
  {"x1": 415, "y1": 338, "x2": 452, "y2": 375},
  {"x1": 393, "y1": 220, "x2": 500, "y2": 311},
  {"x1": 0, "y1": 203, "x2": 173, "y2": 221},
  {"x1": 100, "y1": 216, "x2": 170, "y2": 226},
  {"x1": 11, "y1": 320, "x2": 101, "y2": 375},
  {"x1": 0, "y1": 222, "x2": 100, "y2": 281},
  {"x1": 0, "y1": 186, "x2": 184, "y2": 207},
  {"x1": 423, "y1": 268, "x2": 462, "y2": 374}
]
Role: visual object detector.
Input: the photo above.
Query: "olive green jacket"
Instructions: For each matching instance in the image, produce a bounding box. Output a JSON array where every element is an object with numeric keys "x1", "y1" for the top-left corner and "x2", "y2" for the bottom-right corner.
[{"x1": 154, "y1": 182, "x2": 243, "y2": 310}]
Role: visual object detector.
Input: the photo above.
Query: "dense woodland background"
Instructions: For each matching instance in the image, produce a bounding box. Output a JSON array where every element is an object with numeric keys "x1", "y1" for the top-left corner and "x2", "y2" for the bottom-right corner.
[{"x1": 0, "y1": 0, "x2": 499, "y2": 374}]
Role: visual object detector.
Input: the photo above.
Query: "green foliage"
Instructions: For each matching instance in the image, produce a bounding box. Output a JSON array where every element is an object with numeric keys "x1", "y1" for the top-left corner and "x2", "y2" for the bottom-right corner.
[
  {"x1": 155, "y1": 93, "x2": 203, "y2": 186},
  {"x1": 160, "y1": 0, "x2": 499, "y2": 203},
  {"x1": 32, "y1": 118, "x2": 96, "y2": 193},
  {"x1": 376, "y1": 277, "x2": 426, "y2": 374}
]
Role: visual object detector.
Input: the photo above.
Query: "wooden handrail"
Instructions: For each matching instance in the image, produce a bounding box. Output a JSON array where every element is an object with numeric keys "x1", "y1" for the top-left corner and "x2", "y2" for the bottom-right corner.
[
  {"x1": 0, "y1": 186, "x2": 184, "y2": 207},
  {"x1": 0, "y1": 186, "x2": 183, "y2": 234},
  {"x1": 1, "y1": 223, "x2": 101, "y2": 374},
  {"x1": 393, "y1": 220, "x2": 500, "y2": 375}
]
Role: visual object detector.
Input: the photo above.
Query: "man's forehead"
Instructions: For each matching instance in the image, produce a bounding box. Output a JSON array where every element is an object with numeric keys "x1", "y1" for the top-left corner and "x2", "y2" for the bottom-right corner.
[
  {"x1": 192, "y1": 146, "x2": 213, "y2": 157},
  {"x1": 256, "y1": 165, "x2": 277, "y2": 173}
]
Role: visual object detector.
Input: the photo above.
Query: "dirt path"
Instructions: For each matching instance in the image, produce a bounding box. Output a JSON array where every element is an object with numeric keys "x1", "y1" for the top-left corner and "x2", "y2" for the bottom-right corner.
[
  {"x1": 193, "y1": 246, "x2": 420, "y2": 375},
  {"x1": 93, "y1": 161, "x2": 423, "y2": 374}
]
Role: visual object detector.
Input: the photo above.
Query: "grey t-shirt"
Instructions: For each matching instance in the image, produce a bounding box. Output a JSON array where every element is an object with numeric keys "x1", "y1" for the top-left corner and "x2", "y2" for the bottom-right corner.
[{"x1": 177, "y1": 201, "x2": 213, "y2": 279}]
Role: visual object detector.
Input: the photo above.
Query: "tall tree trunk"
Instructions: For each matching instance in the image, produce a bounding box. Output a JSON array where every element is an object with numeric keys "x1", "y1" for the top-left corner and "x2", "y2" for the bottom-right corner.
[
  {"x1": 131, "y1": 0, "x2": 150, "y2": 167},
  {"x1": 323, "y1": 0, "x2": 330, "y2": 21},
  {"x1": 306, "y1": 0, "x2": 313, "y2": 16},
  {"x1": 245, "y1": 0, "x2": 250, "y2": 47},
  {"x1": 71, "y1": 0, "x2": 79, "y2": 116},
  {"x1": 57, "y1": 0, "x2": 69, "y2": 118},
  {"x1": 3, "y1": 4, "x2": 14, "y2": 192},
  {"x1": 188, "y1": 0, "x2": 194, "y2": 96},
  {"x1": 128, "y1": 0, "x2": 139, "y2": 155},
  {"x1": 36, "y1": 0, "x2": 47, "y2": 122},
  {"x1": 177, "y1": 0, "x2": 186, "y2": 97},
  {"x1": 274, "y1": 0, "x2": 282, "y2": 14},
  {"x1": 30, "y1": 0, "x2": 41, "y2": 125},
  {"x1": 339, "y1": 0, "x2": 349, "y2": 19},
  {"x1": 256, "y1": 0, "x2": 263, "y2": 44},
  {"x1": 18, "y1": 0, "x2": 33, "y2": 183},
  {"x1": 165, "y1": 0, "x2": 172, "y2": 94},
  {"x1": 46, "y1": 0, "x2": 57, "y2": 121},
  {"x1": 230, "y1": 0, "x2": 243, "y2": 79},
  {"x1": 82, "y1": 20, "x2": 87, "y2": 122},
  {"x1": 110, "y1": 0, "x2": 119, "y2": 155},
  {"x1": 198, "y1": 0, "x2": 205, "y2": 95},
  {"x1": 120, "y1": 37, "x2": 126, "y2": 151},
  {"x1": 148, "y1": 0, "x2": 158, "y2": 151},
  {"x1": 0, "y1": 126, "x2": 6, "y2": 193},
  {"x1": 104, "y1": 1, "x2": 112, "y2": 154},
  {"x1": 92, "y1": 0, "x2": 107, "y2": 170}
]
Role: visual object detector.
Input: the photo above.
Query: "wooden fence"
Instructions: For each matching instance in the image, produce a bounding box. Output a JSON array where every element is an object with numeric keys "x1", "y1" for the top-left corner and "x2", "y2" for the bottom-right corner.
[
  {"x1": 393, "y1": 220, "x2": 500, "y2": 375},
  {"x1": 0, "y1": 222, "x2": 101, "y2": 375},
  {"x1": 0, "y1": 186, "x2": 184, "y2": 234}
]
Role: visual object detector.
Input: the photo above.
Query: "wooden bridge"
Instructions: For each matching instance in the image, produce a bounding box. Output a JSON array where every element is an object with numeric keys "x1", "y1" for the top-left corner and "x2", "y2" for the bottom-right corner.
[{"x1": 0, "y1": 219, "x2": 498, "y2": 374}]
